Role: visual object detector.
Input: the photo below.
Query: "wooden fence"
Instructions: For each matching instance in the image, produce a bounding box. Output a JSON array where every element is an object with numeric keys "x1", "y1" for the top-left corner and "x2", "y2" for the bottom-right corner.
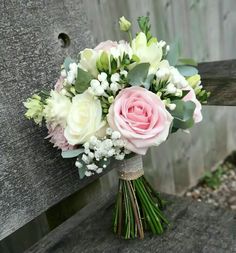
[
  {"x1": 85, "y1": 0, "x2": 236, "y2": 194},
  {"x1": 1, "y1": 0, "x2": 236, "y2": 252}
]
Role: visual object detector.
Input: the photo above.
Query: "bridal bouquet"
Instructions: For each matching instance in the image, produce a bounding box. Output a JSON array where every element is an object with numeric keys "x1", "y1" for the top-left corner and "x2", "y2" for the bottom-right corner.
[{"x1": 24, "y1": 16, "x2": 209, "y2": 239}]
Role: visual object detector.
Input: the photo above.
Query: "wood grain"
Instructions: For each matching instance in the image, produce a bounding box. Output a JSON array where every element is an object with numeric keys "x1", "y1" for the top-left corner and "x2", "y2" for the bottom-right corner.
[
  {"x1": 199, "y1": 60, "x2": 236, "y2": 105},
  {"x1": 26, "y1": 192, "x2": 236, "y2": 253},
  {"x1": 0, "y1": 0, "x2": 235, "y2": 242},
  {"x1": 0, "y1": 0, "x2": 98, "y2": 241}
]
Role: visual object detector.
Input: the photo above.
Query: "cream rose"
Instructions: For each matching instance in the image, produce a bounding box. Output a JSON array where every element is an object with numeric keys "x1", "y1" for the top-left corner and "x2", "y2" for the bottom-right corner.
[
  {"x1": 78, "y1": 49, "x2": 99, "y2": 77},
  {"x1": 64, "y1": 92, "x2": 106, "y2": 145}
]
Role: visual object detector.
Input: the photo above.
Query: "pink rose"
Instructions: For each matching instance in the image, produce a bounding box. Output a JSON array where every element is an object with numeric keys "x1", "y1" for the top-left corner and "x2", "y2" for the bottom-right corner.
[
  {"x1": 46, "y1": 124, "x2": 74, "y2": 151},
  {"x1": 107, "y1": 87, "x2": 173, "y2": 155},
  {"x1": 183, "y1": 88, "x2": 202, "y2": 123},
  {"x1": 94, "y1": 40, "x2": 118, "y2": 52},
  {"x1": 54, "y1": 76, "x2": 64, "y2": 92}
]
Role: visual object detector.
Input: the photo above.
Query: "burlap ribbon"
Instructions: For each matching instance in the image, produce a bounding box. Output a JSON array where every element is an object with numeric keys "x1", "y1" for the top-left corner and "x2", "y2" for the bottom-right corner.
[{"x1": 117, "y1": 154, "x2": 144, "y2": 180}]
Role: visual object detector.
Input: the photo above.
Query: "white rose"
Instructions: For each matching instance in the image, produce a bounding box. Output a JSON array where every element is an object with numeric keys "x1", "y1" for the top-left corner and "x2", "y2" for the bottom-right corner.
[
  {"x1": 44, "y1": 90, "x2": 71, "y2": 127},
  {"x1": 64, "y1": 92, "x2": 106, "y2": 145},
  {"x1": 131, "y1": 32, "x2": 163, "y2": 74},
  {"x1": 78, "y1": 49, "x2": 99, "y2": 77}
]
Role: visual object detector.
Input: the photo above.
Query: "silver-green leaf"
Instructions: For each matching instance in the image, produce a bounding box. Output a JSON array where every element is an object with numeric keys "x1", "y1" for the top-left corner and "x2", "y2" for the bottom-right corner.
[
  {"x1": 170, "y1": 100, "x2": 196, "y2": 129},
  {"x1": 61, "y1": 149, "x2": 84, "y2": 158},
  {"x1": 127, "y1": 63, "x2": 150, "y2": 86},
  {"x1": 74, "y1": 68, "x2": 93, "y2": 93},
  {"x1": 63, "y1": 57, "x2": 75, "y2": 72},
  {"x1": 176, "y1": 65, "x2": 198, "y2": 77}
]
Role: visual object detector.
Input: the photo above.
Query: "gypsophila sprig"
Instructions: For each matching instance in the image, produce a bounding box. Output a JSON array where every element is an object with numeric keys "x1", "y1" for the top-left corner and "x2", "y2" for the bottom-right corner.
[{"x1": 24, "y1": 15, "x2": 209, "y2": 240}]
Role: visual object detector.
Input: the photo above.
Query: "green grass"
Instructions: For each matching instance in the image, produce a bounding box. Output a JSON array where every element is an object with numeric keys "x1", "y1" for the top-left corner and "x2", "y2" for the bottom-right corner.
[{"x1": 202, "y1": 166, "x2": 224, "y2": 190}]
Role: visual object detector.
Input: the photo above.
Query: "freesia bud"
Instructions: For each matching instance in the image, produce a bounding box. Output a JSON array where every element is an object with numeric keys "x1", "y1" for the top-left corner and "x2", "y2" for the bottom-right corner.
[{"x1": 119, "y1": 16, "x2": 131, "y2": 32}]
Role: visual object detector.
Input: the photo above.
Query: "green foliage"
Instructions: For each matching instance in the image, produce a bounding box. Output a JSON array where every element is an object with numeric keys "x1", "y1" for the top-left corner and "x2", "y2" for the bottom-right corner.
[
  {"x1": 61, "y1": 149, "x2": 84, "y2": 158},
  {"x1": 137, "y1": 16, "x2": 152, "y2": 41},
  {"x1": 166, "y1": 40, "x2": 180, "y2": 66},
  {"x1": 197, "y1": 90, "x2": 211, "y2": 104},
  {"x1": 97, "y1": 157, "x2": 111, "y2": 170},
  {"x1": 96, "y1": 52, "x2": 110, "y2": 72},
  {"x1": 38, "y1": 90, "x2": 50, "y2": 102},
  {"x1": 202, "y1": 167, "x2": 224, "y2": 190},
  {"x1": 176, "y1": 65, "x2": 198, "y2": 77},
  {"x1": 74, "y1": 68, "x2": 93, "y2": 93},
  {"x1": 127, "y1": 63, "x2": 150, "y2": 87},
  {"x1": 143, "y1": 74, "x2": 155, "y2": 90},
  {"x1": 63, "y1": 57, "x2": 75, "y2": 72},
  {"x1": 110, "y1": 55, "x2": 118, "y2": 72},
  {"x1": 77, "y1": 154, "x2": 87, "y2": 179},
  {"x1": 170, "y1": 100, "x2": 196, "y2": 130}
]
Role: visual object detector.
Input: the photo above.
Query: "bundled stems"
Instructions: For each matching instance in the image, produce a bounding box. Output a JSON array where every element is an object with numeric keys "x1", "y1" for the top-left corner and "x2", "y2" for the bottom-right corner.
[{"x1": 113, "y1": 176, "x2": 169, "y2": 239}]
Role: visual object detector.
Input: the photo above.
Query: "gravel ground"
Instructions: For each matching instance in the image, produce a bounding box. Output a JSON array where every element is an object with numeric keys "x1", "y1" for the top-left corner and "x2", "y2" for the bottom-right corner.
[{"x1": 185, "y1": 154, "x2": 236, "y2": 211}]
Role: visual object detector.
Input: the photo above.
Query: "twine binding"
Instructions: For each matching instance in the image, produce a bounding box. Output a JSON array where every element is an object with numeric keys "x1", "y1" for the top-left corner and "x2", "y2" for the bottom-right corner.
[
  {"x1": 117, "y1": 154, "x2": 144, "y2": 181},
  {"x1": 118, "y1": 169, "x2": 144, "y2": 180}
]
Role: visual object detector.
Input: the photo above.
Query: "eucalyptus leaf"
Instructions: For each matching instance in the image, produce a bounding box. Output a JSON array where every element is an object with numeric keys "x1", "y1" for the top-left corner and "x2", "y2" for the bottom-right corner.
[
  {"x1": 170, "y1": 100, "x2": 196, "y2": 129},
  {"x1": 63, "y1": 57, "x2": 75, "y2": 72},
  {"x1": 127, "y1": 63, "x2": 150, "y2": 86},
  {"x1": 176, "y1": 65, "x2": 198, "y2": 77},
  {"x1": 75, "y1": 68, "x2": 93, "y2": 93},
  {"x1": 142, "y1": 74, "x2": 154, "y2": 89},
  {"x1": 173, "y1": 116, "x2": 194, "y2": 129},
  {"x1": 166, "y1": 40, "x2": 180, "y2": 66},
  {"x1": 76, "y1": 153, "x2": 87, "y2": 179},
  {"x1": 61, "y1": 148, "x2": 84, "y2": 158},
  {"x1": 78, "y1": 165, "x2": 87, "y2": 179}
]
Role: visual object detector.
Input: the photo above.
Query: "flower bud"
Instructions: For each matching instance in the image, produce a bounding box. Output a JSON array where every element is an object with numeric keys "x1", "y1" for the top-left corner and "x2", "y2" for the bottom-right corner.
[
  {"x1": 166, "y1": 83, "x2": 177, "y2": 94},
  {"x1": 168, "y1": 103, "x2": 176, "y2": 111},
  {"x1": 119, "y1": 16, "x2": 131, "y2": 32},
  {"x1": 98, "y1": 72, "x2": 107, "y2": 82},
  {"x1": 108, "y1": 96, "x2": 115, "y2": 104}
]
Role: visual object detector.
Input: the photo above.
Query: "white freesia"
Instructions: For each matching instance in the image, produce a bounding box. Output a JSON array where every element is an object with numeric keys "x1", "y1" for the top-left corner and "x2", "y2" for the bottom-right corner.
[
  {"x1": 78, "y1": 49, "x2": 99, "y2": 77},
  {"x1": 43, "y1": 90, "x2": 71, "y2": 127},
  {"x1": 64, "y1": 91, "x2": 106, "y2": 145},
  {"x1": 66, "y1": 63, "x2": 78, "y2": 84},
  {"x1": 131, "y1": 32, "x2": 163, "y2": 74},
  {"x1": 169, "y1": 67, "x2": 188, "y2": 89},
  {"x1": 117, "y1": 41, "x2": 133, "y2": 59},
  {"x1": 156, "y1": 60, "x2": 189, "y2": 93}
]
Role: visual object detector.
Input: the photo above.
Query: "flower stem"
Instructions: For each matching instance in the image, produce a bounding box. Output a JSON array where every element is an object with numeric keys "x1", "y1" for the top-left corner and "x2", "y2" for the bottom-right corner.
[
  {"x1": 113, "y1": 176, "x2": 168, "y2": 239},
  {"x1": 128, "y1": 31, "x2": 133, "y2": 45}
]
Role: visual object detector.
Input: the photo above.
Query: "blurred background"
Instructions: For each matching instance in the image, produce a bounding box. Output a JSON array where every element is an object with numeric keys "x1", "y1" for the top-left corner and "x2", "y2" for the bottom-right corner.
[{"x1": 1, "y1": 0, "x2": 236, "y2": 252}]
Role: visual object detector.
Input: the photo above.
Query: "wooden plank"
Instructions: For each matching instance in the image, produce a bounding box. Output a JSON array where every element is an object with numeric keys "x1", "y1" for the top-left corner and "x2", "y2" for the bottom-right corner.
[
  {"x1": 199, "y1": 60, "x2": 236, "y2": 105},
  {"x1": 0, "y1": 0, "x2": 100, "y2": 241},
  {"x1": 0, "y1": 0, "x2": 235, "y2": 242},
  {"x1": 26, "y1": 193, "x2": 236, "y2": 253}
]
